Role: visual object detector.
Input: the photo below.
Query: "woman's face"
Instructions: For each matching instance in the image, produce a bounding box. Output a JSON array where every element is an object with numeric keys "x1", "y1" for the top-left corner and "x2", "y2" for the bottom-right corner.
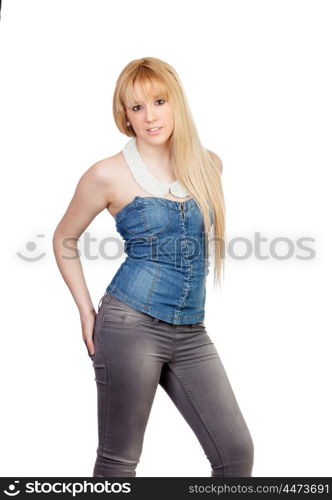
[{"x1": 125, "y1": 81, "x2": 174, "y2": 145}]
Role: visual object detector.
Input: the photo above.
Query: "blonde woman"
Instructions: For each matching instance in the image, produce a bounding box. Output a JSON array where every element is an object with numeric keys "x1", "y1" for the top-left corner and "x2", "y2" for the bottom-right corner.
[{"x1": 53, "y1": 57, "x2": 254, "y2": 477}]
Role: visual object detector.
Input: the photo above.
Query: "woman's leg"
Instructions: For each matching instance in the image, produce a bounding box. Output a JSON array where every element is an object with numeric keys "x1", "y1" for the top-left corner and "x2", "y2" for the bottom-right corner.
[
  {"x1": 90, "y1": 294, "x2": 169, "y2": 477},
  {"x1": 159, "y1": 322, "x2": 254, "y2": 477},
  {"x1": 90, "y1": 293, "x2": 254, "y2": 476}
]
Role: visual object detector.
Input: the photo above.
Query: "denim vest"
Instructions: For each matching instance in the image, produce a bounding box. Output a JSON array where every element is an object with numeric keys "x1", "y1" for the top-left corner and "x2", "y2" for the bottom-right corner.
[{"x1": 105, "y1": 196, "x2": 212, "y2": 325}]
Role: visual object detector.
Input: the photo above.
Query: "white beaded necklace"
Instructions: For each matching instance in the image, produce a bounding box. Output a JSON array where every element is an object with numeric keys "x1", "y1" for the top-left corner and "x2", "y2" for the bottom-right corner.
[{"x1": 122, "y1": 137, "x2": 190, "y2": 198}]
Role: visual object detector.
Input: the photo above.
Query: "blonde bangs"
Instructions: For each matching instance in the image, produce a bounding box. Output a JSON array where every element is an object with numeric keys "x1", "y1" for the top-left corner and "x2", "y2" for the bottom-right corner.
[{"x1": 121, "y1": 71, "x2": 170, "y2": 108}]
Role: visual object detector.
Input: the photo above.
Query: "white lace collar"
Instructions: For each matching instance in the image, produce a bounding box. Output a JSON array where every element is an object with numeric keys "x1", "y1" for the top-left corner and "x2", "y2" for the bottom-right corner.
[{"x1": 122, "y1": 137, "x2": 190, "y2": 198}]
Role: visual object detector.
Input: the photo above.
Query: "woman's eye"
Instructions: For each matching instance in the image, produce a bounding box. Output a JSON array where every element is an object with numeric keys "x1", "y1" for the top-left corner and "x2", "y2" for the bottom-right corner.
[{"x1": 132, "y1": 99, "x2": 165, "y2": 112}]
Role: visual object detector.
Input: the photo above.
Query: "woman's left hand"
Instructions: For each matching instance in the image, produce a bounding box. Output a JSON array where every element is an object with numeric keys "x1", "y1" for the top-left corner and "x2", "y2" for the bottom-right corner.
[{"x1": 80, "y1": 309, "x2": 97, "y2": 357}]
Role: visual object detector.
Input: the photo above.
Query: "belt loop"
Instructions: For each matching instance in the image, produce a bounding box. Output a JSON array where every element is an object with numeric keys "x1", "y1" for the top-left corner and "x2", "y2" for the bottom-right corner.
[
  {"x1": 153, "y1": 317, "x2": 159, "y2": 324},
  {"x1": 97, "y1": 291, "x2": 107, "y2": 311}
]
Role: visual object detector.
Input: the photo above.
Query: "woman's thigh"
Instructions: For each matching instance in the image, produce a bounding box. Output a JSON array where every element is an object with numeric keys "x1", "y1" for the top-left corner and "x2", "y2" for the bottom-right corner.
[
  {"x1": 90, "y1": 293, "x2": 171, "y2": 460},
  {"x1": 159, "y1": 323, "x2": 254, "y2": 476}
]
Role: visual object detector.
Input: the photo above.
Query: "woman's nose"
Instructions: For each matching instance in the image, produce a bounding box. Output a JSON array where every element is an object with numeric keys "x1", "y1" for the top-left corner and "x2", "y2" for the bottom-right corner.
[{"x1": 144, "y1": 105, "x2": 158, "y2": 121}]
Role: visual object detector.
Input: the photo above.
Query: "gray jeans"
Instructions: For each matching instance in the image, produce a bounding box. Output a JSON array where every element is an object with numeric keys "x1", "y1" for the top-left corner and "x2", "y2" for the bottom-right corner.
[{"x1": 89, "y1": 292, "x2": 254, "y2": 477}]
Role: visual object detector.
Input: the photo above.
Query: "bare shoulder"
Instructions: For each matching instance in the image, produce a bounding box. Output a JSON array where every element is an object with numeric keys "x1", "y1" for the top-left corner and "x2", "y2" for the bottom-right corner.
[
  {"x1": 83, "y1": 151, "x2": 124, "y2": 185},
  {"x1": 80, "y1": 150, "x2": 132, "y2": 215},
  {"x1": 53, "y1": 151, "x2": 126, "y2": 238},
  {"x1": 207, "y1": 149, "x2": 223, "y2": 174}
]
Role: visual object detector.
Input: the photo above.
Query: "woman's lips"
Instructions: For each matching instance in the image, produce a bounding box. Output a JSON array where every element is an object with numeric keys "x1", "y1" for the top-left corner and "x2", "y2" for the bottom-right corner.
[{"x1": 146, "y1": 127, "x2": 163, "y2": 135}]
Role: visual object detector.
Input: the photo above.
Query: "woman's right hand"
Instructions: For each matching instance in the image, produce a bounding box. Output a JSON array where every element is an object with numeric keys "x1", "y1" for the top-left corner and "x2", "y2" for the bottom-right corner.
[{"x1": 80, "y1": 309, "x2": 97, "y2": 357}]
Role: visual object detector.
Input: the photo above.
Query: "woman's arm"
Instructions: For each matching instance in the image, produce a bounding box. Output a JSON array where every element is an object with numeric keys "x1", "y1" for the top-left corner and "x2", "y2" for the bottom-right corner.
[{"x1": 52, "y1": 161, "x2": 111, "y2": 320}]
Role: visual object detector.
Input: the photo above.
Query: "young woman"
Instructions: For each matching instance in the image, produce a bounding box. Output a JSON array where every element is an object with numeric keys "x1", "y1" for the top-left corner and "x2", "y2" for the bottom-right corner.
[{"x1": 52, "y1": 57, "x2": 254, "y2": 477}]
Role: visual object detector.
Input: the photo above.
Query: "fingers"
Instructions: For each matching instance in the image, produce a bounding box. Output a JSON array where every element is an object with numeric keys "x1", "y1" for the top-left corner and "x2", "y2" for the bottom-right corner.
[
  {"x1": 83, "y1": 337, "x2": 95, "y2": 356},
  {"x1": 87, "y1": 342, "x2": 95, "y2": 356}
]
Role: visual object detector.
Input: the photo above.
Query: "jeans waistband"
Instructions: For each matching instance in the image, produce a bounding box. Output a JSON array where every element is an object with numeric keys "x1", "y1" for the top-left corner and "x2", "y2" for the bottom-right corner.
[{"x1": 99, "y1": 291, "x2": 197, "y2": 327}]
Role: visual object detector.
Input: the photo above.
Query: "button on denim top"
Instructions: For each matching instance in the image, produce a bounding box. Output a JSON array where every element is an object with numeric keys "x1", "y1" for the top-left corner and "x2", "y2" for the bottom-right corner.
[{"x1": 106, "y1": 195, "x2": 212, "y2": 325}]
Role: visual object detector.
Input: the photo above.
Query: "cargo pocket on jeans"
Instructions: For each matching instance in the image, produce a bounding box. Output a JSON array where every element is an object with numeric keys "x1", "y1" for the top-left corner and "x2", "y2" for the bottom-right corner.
[{"x1": 93, "y1": 360, "x2": 107, "y2": 385}]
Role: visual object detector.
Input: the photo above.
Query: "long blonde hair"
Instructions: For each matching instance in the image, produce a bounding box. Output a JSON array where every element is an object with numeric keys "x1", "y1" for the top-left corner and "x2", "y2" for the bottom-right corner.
[{"x1": 113, "y1": 57, "x2": 225, "y2": 288}]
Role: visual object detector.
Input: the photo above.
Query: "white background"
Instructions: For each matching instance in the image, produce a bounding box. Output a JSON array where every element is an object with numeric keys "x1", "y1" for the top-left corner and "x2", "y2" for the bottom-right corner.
[{"x1": 0, "y1": 0, "x2": 331, "y2": 477}]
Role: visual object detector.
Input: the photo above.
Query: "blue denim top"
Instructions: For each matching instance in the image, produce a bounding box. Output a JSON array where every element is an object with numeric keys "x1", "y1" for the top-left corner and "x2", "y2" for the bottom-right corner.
[{"x1": 105, "y1": 195, "x2": 211, "y2": 325}]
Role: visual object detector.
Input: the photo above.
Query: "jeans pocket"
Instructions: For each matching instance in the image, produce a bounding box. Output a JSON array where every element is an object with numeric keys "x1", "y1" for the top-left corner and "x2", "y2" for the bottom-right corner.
[
  {"x1": 191, "y1": 321, "x2": 205, "y2": 330},
  {"x1": 103, "y1": 302, "x2": 145, "y2": 326}
]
